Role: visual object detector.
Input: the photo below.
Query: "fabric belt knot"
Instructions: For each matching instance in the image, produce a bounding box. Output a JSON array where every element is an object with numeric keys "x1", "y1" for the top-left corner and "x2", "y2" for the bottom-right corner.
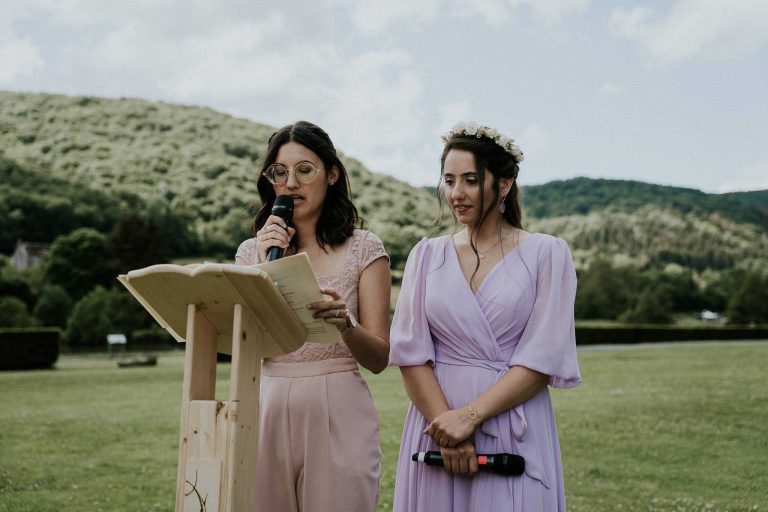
[{"x1": 434, "y1": 352, "x2": 528, "y2": 442}]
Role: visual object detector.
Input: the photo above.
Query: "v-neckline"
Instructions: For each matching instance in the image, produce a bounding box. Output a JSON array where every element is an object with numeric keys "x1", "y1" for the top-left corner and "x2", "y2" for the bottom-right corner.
[{"x1": 449, "y1": 233, "x2": 536, "y2": 297}]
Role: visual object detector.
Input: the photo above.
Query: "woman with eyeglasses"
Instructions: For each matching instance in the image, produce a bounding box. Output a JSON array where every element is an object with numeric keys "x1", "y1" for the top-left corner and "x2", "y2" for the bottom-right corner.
[{"x1": 235, "y1": 121, "x2": 390, "y2": 511}]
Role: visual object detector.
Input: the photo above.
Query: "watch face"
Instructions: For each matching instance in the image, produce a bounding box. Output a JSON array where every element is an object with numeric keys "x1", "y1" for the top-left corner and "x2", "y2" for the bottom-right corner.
[{"x1": 346, "y1": 311, "x2": 357, "y2": 329}]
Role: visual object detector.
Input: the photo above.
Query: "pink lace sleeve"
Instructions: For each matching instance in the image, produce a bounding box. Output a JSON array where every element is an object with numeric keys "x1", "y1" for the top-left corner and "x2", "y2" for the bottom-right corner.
[
  {"x1": 357, "y1": 230, "x2": 389, "y2": 270},
  {"x1": 235, "y1": 238, "x2": 258, "y2": 265}
]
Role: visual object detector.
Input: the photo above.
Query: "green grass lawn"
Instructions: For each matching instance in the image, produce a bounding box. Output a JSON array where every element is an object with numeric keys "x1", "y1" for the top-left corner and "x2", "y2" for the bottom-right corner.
[{"x1": 1, "y1": 342, "x2": 766, "y2": 511}]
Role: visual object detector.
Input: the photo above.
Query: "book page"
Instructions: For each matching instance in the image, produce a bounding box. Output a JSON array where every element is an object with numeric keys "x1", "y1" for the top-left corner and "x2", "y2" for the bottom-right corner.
[{"x1": 255, "y1": 253, "x2": 342, "y2": 344}]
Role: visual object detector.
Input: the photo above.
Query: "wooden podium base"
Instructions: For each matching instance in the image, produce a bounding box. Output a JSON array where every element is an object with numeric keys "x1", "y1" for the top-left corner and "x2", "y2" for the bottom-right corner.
[
  {"x1": 176, "y1": 304, "x2": 261, "y2": 512},
  {"x1": 118, "y1": 259, "x2": 314, "y2": 511}
]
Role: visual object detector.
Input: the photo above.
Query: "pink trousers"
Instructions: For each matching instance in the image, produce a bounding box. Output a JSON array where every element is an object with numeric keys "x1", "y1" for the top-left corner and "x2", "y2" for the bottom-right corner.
[{"x1": 254, "y1": 358, "x2": 380, "y2": 512}]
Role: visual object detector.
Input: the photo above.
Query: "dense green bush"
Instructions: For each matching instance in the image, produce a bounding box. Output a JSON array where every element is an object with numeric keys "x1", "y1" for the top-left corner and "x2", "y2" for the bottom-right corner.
[
  {"x1": 0, "y1": 327, "x2": 60, "y2": 370},
  {"x1": 727, "y1": 271, "x2": 768, "y2": 324},
  {"x1": 575, "y1": 260, "x2": 643, "y2": 320},
  {"x1": 33, "y1": 284, "x2": 72, "y2": 328},
  {"x1": 65, "y1": 287, "x2": 151, "y2": 346},
  {"x1": 619, "y1": 287, "x2": 674, "y2": 324},
  {"x1": 44, "y1": 228, "x2": 110, "y2": 300},
  {"x1": 0, "y1": 296, "x2": 37, "y2": 327},
  {"x1": 0, "y1": 264, "x2": 35, "y2": 308},
  {"x1": 575, "y1": 325, "x2": 768, "y2": 345},
  {"x1": 131, "y1": 327, "x2": 176, "y2": 348}
]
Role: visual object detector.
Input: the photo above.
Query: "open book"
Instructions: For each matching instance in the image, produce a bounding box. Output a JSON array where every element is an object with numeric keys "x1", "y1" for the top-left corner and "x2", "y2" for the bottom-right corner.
[{"x1": 118, "y1": 253, "x2": 341, "y2": 353}]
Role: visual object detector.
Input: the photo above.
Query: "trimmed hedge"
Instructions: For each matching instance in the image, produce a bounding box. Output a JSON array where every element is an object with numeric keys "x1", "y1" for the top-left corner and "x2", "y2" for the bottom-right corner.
[
  {"x1": 130, "y1": 328, "x2": 176, "y2": 348},
  {"x1": 576, "y1": 325, "x2": 768, "y2": 345},
  {"x1": 0, "y1": 327, "x2": 61, "y2": 370}
]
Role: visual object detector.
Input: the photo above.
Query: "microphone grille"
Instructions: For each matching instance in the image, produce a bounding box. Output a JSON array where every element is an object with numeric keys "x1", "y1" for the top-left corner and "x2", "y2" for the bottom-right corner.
[{"x1": 273, "y1": 195, "x2": 294, "y2": 210}]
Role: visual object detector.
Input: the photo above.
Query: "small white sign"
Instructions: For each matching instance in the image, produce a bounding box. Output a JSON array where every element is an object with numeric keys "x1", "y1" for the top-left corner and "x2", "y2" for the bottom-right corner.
[{"x1": 106, "y1": 334, "x2": 127, "y2": 345}]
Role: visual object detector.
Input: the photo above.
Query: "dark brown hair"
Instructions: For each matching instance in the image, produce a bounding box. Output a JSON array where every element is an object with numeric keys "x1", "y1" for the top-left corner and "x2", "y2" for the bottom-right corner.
[
  {"x1": 438, "y1": 134, "x2": 523, "y2": 287},
  {"x1": 252, "y1": 121, "x2": 361, "y2": 251}
]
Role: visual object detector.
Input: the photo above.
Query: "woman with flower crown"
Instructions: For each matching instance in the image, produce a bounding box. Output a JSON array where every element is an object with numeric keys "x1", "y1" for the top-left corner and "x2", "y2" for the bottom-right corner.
[{"x1": 389, "y1": 122, "x2": 581, "y2": 511}]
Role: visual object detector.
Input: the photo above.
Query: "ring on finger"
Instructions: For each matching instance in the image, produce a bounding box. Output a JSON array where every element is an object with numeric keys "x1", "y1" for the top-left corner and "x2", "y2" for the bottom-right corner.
[{"x1": 335, "y1": 309, "x2": 340, "y2": 318}]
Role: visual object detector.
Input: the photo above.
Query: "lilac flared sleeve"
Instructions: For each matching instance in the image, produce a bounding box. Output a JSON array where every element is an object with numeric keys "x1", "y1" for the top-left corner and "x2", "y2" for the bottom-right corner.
[
  {"x1": 389, "y1": 238, "x2": 435, "y2": 367},
  {"x1": 509, "y1": 237, "x2": 581, "y2": 388}
]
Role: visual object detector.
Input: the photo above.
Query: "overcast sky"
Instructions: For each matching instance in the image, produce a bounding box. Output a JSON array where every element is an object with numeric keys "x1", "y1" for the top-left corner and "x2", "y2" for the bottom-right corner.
[{"x1": 2, "y1": 0, "x2": 767, "y2": 192}]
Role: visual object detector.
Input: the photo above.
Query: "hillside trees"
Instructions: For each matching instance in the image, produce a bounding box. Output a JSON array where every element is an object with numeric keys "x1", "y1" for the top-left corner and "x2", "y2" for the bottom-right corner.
[
  {"x1": 726, "y1": 272, "x2": 768, "y2": 324},
  {"x1": 573, "y1": 260, "x2": 767, "y2": 324},
  {"x1": 44, "y1": 228, "x2": 110, "y2": 300},
  {"x1": 0, "y1": 154, "x2": 120, "y2": 253},
  {"x1": 106, "y1": 214, "x2": 171, "y2": 275},
  {"x1": 2, "y1": 91, "x2": 767, "y2": 337}
]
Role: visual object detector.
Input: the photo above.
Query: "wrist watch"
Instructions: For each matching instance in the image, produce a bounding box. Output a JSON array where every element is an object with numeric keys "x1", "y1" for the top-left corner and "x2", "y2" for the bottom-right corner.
[{"x1": 342, "y1": 309, "x2": 357, "y2": 332}]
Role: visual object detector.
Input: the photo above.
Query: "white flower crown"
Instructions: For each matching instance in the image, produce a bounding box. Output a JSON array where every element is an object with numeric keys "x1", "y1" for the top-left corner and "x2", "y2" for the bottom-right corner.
[{"x1": 441, "y1": 121, "x2": 524, "y2": 163}]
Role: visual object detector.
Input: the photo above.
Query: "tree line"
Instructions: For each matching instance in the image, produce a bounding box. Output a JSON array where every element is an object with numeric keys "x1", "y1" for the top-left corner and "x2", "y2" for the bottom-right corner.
[{"x1": 2, "y1": 223, "x2": 767, "y2": 348}]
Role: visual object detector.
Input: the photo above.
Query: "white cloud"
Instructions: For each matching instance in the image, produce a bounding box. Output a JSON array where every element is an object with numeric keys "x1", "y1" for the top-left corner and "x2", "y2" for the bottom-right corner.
[
  {"x1": 517, "y1": 124, "x2": 550, "y2": 161},
  {"x1": 464, "y1": 0, "x2": 512, "y2": 27},
  {"x1": 339, "y1": 0, "x2": 590, "y2": 34},
  {"x1": 436, "y1": 101, "x2": 473, "y2": 136},
  {"x1": 337, "y1": 0, "x2": 442, "y2": 35},
  {"x1": 526, "y1": 0, "x2": 590, "y2": 26},
  {"x1": 0, "y1": 37, "x2": 45, "y2": 84},
  {"x1": 717, "y1": 157, "x2": 768, "y2": 193},
  {"x1": 0, "y1": 2, "x2": 45, "y2": 84},
  {"x1": 324, "y1": 49, "x2": 430, "y2": 182},
  {"x1": 599, "y1": 82, "x2": 621, "y2": 95},
  {"x1": 464, "y1": 0, "x2": 590, "y2": 27},
  {"x1": 610, "y1": 0, "x2": 768, "y2": 65}
]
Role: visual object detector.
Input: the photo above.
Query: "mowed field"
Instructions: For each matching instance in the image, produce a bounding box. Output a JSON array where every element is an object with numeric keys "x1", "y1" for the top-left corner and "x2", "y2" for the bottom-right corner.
[{"x1": 1, "y1": 342, "x2": 766, "y2": 512}]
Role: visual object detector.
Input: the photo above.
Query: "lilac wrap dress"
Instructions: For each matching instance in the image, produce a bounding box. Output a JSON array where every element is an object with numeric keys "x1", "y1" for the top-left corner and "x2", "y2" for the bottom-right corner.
[{"x1": 389, "y1": 233, "x2": 581, "y2": 511}]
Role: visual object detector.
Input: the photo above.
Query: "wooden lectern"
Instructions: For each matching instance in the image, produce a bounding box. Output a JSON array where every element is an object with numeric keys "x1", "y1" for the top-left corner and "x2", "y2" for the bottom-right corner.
[{"x1": 119, "y1": 263, "x2": 309, "y2": 511}]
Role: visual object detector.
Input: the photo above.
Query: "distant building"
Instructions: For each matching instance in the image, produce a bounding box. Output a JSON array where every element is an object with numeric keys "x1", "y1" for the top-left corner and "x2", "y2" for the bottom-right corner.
[{"x1": 11, "y1": 241, "x2": 51, "y2": 270}]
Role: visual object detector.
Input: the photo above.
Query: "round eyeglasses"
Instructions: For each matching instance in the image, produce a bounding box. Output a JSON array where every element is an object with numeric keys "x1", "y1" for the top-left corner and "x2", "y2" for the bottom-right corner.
[{"x1": 262, "y1": 162, "x2": 322, "y2": 185}]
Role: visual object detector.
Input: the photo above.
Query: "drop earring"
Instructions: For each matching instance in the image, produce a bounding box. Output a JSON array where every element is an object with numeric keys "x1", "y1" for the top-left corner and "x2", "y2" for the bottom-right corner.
[{"x1": 500, "y1": 195, "x2": 507, "y2": 214}]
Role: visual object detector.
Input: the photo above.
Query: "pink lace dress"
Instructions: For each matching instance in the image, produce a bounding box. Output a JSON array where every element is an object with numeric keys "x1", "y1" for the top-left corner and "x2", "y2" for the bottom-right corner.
[{"x1": 235, "y1": 229, "x2": 388, "y2": 361}]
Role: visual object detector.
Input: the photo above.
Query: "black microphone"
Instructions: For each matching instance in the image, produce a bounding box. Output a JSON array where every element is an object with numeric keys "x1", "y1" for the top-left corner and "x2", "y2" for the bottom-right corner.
[
  {"x1": 412, "y1": 451, "x2": 525, "y2": 476},
  {"x1": 265, "y1": 195, "x2": 294, "y2": 262}
]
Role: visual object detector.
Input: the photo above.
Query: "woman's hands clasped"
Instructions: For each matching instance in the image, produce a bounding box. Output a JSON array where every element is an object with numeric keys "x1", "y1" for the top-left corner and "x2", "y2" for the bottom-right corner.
[
  {"x1": 255, "y1": 215, "x2": 296, "y2": 262},
  {"x1": 423, "y1": 407, "x2": 477, "y2": 448},
  {"x1": 440, "y1": 440, "x2": 479, "y2": 476},
  {"x1": 425, "y1": 411, "x2": 480, "y2": 476}
]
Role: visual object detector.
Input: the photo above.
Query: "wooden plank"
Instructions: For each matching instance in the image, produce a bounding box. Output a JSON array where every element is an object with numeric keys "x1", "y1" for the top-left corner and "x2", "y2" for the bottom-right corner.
[
  {"x1": 176, "y1": 305, "x2": 218, "y2": 511},
  {"x1": 181, "y1": 400, "x2": 232, "y2": 511},
  {"x1": 119, "y1": 264, "x2": 306, "y2": 346},
  {"x1": 183, "y1": 458, "x2": 221, "y2": 512},
  {"x1": 225, "y1": 305, "x2": 262, "y2": 511}
]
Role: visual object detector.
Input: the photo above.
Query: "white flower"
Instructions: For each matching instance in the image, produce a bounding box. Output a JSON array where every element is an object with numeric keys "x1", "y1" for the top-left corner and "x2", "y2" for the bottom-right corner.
[
  {"x1": 442, "y1": 121, "x2": 523, "y2": 163},
  {"x1": 452, "y1": 121, "x2": 467, "y2": 133}
]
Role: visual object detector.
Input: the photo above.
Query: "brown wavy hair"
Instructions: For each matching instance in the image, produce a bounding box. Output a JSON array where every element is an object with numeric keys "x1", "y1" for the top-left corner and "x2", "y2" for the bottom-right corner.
[
  {"x1": 252, "y1": 121, "x2": 361, "y2": 251},
  {"x1": 438, "y1": 134, "x2": 523, "y2": 287}
]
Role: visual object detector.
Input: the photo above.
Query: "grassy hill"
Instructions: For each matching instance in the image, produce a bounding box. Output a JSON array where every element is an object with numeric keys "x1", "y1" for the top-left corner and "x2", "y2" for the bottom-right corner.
[
  {"x1": 0, "y1": 91, "x2": 435, "y2": 264},
  {"x1": 1, "y1": 90, "x2": 766, "y2": 272}
]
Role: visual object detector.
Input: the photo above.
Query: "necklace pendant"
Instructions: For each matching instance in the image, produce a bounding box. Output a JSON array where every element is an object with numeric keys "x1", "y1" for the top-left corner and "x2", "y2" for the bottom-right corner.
[{"x1": 479, "y1": 254, "x2": 486, "y2": 259}]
